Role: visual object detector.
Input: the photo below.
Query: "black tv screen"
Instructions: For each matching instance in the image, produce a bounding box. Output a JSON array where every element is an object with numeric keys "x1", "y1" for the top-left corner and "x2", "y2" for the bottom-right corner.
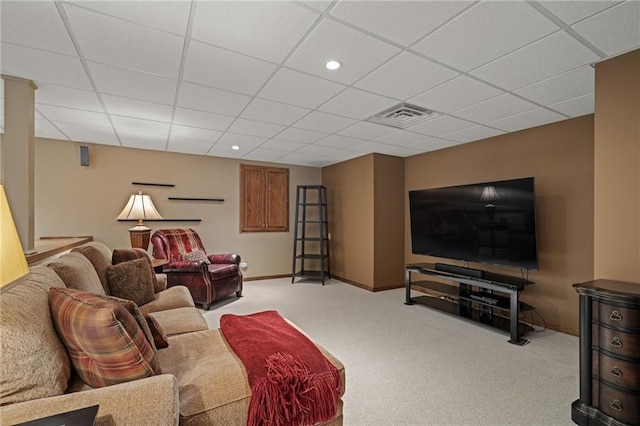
[{"x1": 409, "y1": 177, "x2": 539, "y2": 270}]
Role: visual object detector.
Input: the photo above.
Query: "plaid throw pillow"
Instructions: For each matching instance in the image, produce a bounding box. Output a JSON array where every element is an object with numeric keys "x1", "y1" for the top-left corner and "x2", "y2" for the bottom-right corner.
[
  {"x1": 106, "y1": 258, "x2": 155, "y2": 306},
  {"x1": 184, "y1": 250, "x2": 211, "y2": 264},
  {"x1": 48, "y1": 288, "x2": 161, "y2": 388}
]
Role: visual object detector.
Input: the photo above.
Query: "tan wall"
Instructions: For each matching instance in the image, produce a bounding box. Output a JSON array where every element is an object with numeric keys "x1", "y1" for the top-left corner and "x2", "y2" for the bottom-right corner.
[
  {"x1": 405, "y1": 115, "x2": 595, "y2": 334},
  {"x1": 34, "y1": 138, "x2": 321, "y2": 278},
  {"x1": 373, "y1": 154, "x2": 405, "y2": 290},
  {"x1": 594, "y1": 49, "x2": 640, "y2": 282},
  {"x1": 322, "y1": 154, "x2": 374, "y2": 288}
]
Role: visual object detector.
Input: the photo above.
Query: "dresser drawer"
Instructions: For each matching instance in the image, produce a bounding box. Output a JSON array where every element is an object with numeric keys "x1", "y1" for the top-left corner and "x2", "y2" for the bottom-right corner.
[
  {"x1": 598, "y1": 302, "x2": 640, "y2": 331},
  {"x1": 598, "y1": 381, "x2": 640, "y2": 425},
  {"x1": 593, "y1": 326, "x2": 640, "y2": 360},
  {"x1": 594, "y1": 350, "x2": 640, "y2": 391}
]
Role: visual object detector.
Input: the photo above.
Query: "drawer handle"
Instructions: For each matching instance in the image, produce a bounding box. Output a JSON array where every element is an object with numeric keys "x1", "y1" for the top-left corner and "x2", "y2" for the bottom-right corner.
[
  {"x1": 610, "y1": 337, "x2": 623, "y2": 348},
  {"x1": 609, "y1": 399, "x2": 623, "y2": 412},
  {"x1": 609, "y1": 310, "x2": 623, "y2": 321},
  {"x1": 610, "y1": 366, "x2": 622, "y2": 377}
]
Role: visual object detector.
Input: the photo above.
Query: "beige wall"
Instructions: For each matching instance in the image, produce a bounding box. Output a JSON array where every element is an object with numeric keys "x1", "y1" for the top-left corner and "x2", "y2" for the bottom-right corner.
[
  {"x1": 405, "y1": 116, "x2": 595, "y2": 334},
  {"x1": 322, "y1": 154, "x2": 375, "y2": 288},
  {"x1": 373, "y1": 154, "x2": 405, "y2": 289},
  {"x1": 34, "y1": 137, "x2": 321, "y2": 279},
  {"x1": 594, "y1": 49, "x2": 640, "y2": 282}
]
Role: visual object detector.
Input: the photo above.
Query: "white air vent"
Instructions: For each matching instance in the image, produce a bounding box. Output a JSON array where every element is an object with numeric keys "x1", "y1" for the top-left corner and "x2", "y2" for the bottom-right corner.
[{"x1": 366, "y1": 103, "x2": 439, "y2": 129}]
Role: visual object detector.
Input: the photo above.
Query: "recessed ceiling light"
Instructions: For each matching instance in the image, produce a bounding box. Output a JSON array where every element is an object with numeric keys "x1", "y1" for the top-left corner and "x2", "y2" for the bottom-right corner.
[
  {"x1": 232, "y1": 145, "x2": 239, "y2": 150},
  {"x1": 325, "y1": 60, "x2": 341, "y2": 71}
]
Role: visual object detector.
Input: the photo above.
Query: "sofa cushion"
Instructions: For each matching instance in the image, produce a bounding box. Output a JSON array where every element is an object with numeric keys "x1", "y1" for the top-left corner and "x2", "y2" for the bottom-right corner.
[
  {"x1": 0, "y1": 267, "x2": 71, "y2": 405},
  {"x1": 145, "y1": 314, "x2": 169, "y2": 349},
  {"x1": 139, "y1": 285, "x2": 195, "y2": 314},
  {"x1": 49, "y1": 252, "x2": 106, "y2": 295},
  {"x1": 71, "y1": 242, "x2": 113, "y2": 294},
  {"x1": 49, "y1": 287, "x2": 161, "y2": 388},
  {"x1": 112, "y1": 248, "x2": 161, "y2": 293},
  {"x1": 146, "y1": 307, "x2": 208, "y2": 336},
  {"x1": 207, "y1": 263, "x2": 239, "y2": 280},
  {"x1": 107, "y1": 258, "x2": 155, "y2": 306}
]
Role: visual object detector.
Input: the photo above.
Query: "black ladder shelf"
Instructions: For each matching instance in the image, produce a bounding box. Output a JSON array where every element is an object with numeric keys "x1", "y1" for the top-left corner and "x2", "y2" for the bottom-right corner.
[{"x1": 292, "y1": 185, "x2": 330, "y2": 285}]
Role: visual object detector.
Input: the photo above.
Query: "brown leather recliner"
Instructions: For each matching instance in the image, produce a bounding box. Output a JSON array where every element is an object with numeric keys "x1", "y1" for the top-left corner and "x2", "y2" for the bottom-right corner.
[{"x1": 151, "y1": 228, "x2": 242, "y2": 310}]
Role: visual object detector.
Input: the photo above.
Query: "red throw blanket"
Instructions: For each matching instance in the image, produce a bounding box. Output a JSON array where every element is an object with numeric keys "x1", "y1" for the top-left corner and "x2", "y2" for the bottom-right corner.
[{"x1": 219, "y1": 311, "x2": 341, "y2": 426}]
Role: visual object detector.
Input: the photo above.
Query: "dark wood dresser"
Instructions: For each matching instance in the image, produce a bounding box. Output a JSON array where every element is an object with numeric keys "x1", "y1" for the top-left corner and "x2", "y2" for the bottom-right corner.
[{"x1": 572, "y1": 279, "x2": 640, "y2": 426}]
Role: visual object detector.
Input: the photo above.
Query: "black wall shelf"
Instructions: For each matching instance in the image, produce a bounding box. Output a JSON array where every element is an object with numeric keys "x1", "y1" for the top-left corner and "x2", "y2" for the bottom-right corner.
[
  {"x1": 132, "y1": 182, "x2": 175, "y2": 187},
  {"x1": 118, "y1": 219, "x2": 201, "y2": 222},
  {"x1": 168, "y1": 197, "x2": 224, "y2": 202}
]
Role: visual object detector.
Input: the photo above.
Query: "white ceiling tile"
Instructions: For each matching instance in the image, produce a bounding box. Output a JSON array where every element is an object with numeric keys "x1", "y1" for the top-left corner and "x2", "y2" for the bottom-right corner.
[
  {"x1": 275, "y1": 127, "x2": 329, "y2": 144},
  {"x1": 35, "y1": 118, "x2": 69, "y2": 140},
  {"x1": 170, "y1": 125, "x2": 222, "y2": 144},
  {"x1": 183, "y1": 41, "x2": 277, "y2": 95},
  {"x1": 538, "y1": 1, "x2": 621, "y2": 25},
  {"x1": 549, "y1": 93, "x2": 595, "y2": 117},
  {"x1": 110, "y1": 115, "x2": 169, "y2": 140},
  {"x1": 442, "y1": 125, "x2": 505, "y2": 143},
  {"x1": 514, "y1": 66, "x2": 594, "y2": 106},
  {"x1": 52, "y1": 121, "x2": 119, "y2": 145},
  {"x1": 0, "y1": 1, "x2": 77, "y2": 55},
  {"x1": 453, "y1": 94, "x2": 538, "y2": 123},
  {"x1": 375, "y1": 130, "x2": 431, "y2": 147},
  {"x1": 36, "y1": 83, "x2": 102, "y2": 112},
  {"x1": 314, "y1": 134, "x2": 364, "y2": 149},
  {"x1": 409, "y1": 138, "x2": 460, "y2": 152},
  {"x1": 227, "y1": 118, "x2": 285, "y2": 138},
  {"x1": 355, "y1": 52, "x2": 459, "y2": 100},
  {"x1": 68, "y1": 1, "x2": 191, "y2": 35},
  {"x1": 178, "y1": 82, "x2": 251, "y2": 116},
  {"x1": 318, "y1": 88, "x2": 396, "y2": 120},
  {"x1": 64, "y1": 3, "x2": 184, "y2": 78},
  {"x1": 386, "y1": 146, "x2": 423, "y2": 157},
  {"x1": 192, "y1": 1, "x2": 318, "y2": 63},
  {"x1": 259, "y1": 68, "x2": 346, "y2": 109},
  {"x1": 207, "y1": 145, "x2": 245, "y2": 159},
  {"x1": 572, "y1": 1, "x2": 640, "y2": 56},
  {"x1": 172, "y1": 107, "x2": 234, "y2": 132},
  {"x1": 1, "y1": 43, "x2": 92, "y2": 90},
  {"x1": 241, "y1": 98, "x2": 310, "y2": 126},
  {"x1": 260, "y1": 139, "x2": 308, "y2": 152},
  {"x1": 120, "y1": 134, "x2": 167, "y2": 151},
  {"x1": 471, "y1": 32, "x2": 600, "y2": 91},
  {"x1": 167, "y1": 137, "x2": 215, "y2": 155},
  {"x1": 37, "y1": 104, "x2": 111, "y2": 127},
  {"x1": 349, "y1": 141, "x2": 397, "y2": 154},
  {"x1": 242, "y1": 148, "x2": 288, "y2": 162},
  {"x1": 285, "y1": 19, "x2": 401, "y2": 85},
  {"x1": 338, "y1": 121, "x2": 398, "y2": 140},
  {"x1": 298, "y1": 144, "x2": 352, "y2": 159},
  {"x1": 102, "y1": 95, "x2": 173, "y2": 122},
  {"x1": 298, "y1": 2, "x2": 332, "y2": 13},
  {"x1": 216, "y1": 132, "x2": 268, "y2": 148},
  {"x1": 277, "y1": 152, "x2": 335, "y2": 167},
  {"x1": 409, "y1": 75, "x2": 503, "y2": 114},
  {"x1": 488, "y1": 108, "x2": 566, "y2": 133},
  {"x1": 413, "y1": 2, "x2": 559, "y2": 71},
  {"x1": 87, "y1": 62, "x2": 177, "y2": 105},
  {"x1": 407, "y1": 115, "x2": 476, "y2": 136},
  {"x1": 330, "y1": 1, "x2": 473, "y2": 47},
  {"x1": 293, "y1": 111, "x2": 357, "y2": 133}
]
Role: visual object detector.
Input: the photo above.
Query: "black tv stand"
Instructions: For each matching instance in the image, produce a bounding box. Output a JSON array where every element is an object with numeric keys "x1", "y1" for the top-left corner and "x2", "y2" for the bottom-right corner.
[
  {"x1": 435, "y1": 262, "x2": 485, "y2": 279},
  {"x1": 405, "y1": 263, "x2": 535, "y2": 345}
]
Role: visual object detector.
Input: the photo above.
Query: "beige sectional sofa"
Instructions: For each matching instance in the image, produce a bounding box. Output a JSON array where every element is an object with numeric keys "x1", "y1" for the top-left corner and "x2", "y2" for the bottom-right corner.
[{"x1": 0, "y1": 242, "x2": 345, "y2": 425}]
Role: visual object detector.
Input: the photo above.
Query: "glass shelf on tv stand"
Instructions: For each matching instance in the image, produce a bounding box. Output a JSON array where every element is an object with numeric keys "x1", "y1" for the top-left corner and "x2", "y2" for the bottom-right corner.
[{"x1": 405, "y1": 264, "x2": 535, "y2": 345}]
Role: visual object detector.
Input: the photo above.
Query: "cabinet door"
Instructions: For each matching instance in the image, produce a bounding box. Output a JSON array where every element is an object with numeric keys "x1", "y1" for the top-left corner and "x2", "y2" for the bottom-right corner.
[
  {"x1": 240, "y1": 165, "x2": 266, "y2": 232},
  {"x1": 265, "y1": 168, "x2": 289, "y2": 232}
]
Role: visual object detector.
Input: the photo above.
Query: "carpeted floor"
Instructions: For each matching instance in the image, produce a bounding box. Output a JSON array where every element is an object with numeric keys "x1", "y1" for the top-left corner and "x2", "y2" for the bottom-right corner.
[{"x1": 202, "y1": 277, "x2": 578, "y2": 426}]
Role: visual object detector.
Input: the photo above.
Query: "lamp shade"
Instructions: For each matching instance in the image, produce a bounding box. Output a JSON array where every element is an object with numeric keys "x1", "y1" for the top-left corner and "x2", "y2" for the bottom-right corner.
[
  {"x1": 0, "y1": 183, "x2": 29, "y2": 292},
  {"x1": 480, "y1": 185, "x2": 499, "y2": 202},
  {"x1": 117, "y1": 191, "x2": 163, "y2": 225}
]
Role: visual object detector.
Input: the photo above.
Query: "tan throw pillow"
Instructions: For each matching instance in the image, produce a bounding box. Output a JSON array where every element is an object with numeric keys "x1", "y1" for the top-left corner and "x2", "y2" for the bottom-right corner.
[
  {"x1": 106, "y1": 258, "x2": 155, "y2": 307},
  {"x1": 112, "y1": 248, "x2": 160, "y2": 293},
  {"x1": 48, "y1": 287, "x2": 161, "y2": 388},
  {"x1": 184, "y1": 250, "x2": 210, "y2": 264},
  {"x1": 48, "y1": 252, "x2": 105, "y2": 296}
]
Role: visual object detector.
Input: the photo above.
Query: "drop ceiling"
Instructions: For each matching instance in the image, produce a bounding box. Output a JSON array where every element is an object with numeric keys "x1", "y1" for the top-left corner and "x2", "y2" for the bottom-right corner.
[{"x1": 1, "y1": 0, "x2": 638, "y2": 168}]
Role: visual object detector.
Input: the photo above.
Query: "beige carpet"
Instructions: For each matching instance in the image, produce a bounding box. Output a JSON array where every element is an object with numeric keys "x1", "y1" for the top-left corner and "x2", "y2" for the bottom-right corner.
[{"x1": 202, "y1": 277, "x2": 578, "y2": 426}]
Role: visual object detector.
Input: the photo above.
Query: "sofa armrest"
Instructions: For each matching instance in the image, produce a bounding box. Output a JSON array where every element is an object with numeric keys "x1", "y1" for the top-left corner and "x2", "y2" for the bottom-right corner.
[
  {"x1": 164, "y1": 260, "x2": 207, "y2": 272},
  {"x1": 208, "y1": 253, "x2": 241, "y2": 265},
  {"x1": 0, "y1": 375, "x2": 179, "y2": 426}
]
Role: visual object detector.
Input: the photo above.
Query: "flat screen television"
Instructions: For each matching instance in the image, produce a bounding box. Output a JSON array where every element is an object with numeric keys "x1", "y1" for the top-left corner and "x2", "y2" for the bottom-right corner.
[{"x1": 409, "y1": 177, "x2": 539, "y2": 271}]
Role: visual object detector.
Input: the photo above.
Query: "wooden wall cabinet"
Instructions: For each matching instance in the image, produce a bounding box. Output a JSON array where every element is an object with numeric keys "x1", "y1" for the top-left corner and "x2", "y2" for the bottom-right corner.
[{"x1": 240, "y1": 164, "x2": 289, "y2": 232}]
